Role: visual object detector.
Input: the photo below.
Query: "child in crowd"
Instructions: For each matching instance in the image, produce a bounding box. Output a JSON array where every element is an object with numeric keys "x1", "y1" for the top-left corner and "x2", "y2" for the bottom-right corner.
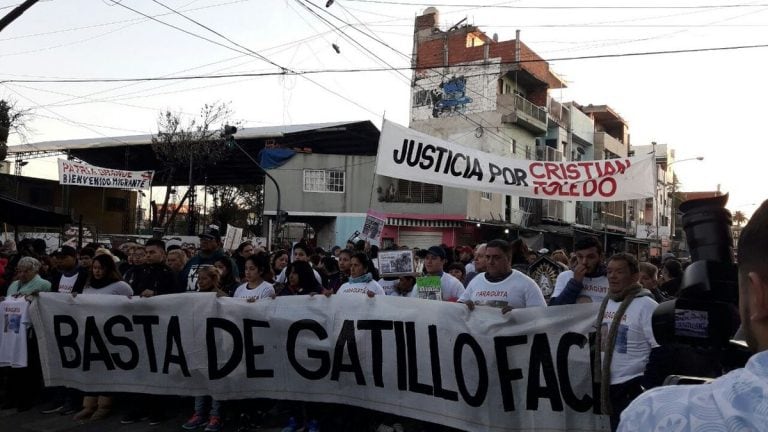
[
  {"x1": 233, "y1": 253, "x2": 275, "y2": 301},
  {"x1": 183, "y1": 266, "x2": 226, "y2": 432}
]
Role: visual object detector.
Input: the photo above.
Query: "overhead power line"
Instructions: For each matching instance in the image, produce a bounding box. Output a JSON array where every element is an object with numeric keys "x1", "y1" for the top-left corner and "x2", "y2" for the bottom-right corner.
[
  {"x1": 4, "y1": 41, "x2": 768, "y2": 84},
  {"x1": 126, "y1": 0, "x2": 380, "y2": 116},
  {"x1": 343, "y1": 0, "x2": 768, "y2": 9}
]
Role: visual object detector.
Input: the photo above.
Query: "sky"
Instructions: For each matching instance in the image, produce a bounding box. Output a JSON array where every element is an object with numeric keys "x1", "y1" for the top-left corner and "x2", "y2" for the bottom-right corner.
[{"x1": 1, "y1": 0, "x2": 766, "y2": 218}]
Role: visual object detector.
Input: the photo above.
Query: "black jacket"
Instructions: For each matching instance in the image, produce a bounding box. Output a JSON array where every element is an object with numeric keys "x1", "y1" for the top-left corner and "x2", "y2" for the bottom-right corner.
[
  {"x1": 51, "y1": 266, "x2": 89, "y2": 294},
  {"x1": 128, "y1": 263, "x2": 182, "y2": 296}
]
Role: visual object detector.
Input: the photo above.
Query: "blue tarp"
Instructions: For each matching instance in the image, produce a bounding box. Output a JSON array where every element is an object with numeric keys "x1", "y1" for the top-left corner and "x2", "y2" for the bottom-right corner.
[{"x1": 259, "y1": 148, "x2": 297, "y2": 169}]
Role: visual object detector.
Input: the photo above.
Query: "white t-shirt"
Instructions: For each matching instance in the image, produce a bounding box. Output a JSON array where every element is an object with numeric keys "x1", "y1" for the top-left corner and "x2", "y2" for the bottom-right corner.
[
  {"x1": 599, "y1": 295, "x2": 659, "y2": 384},
  {"x1": 465, "y1": 262, "x2": 475, "y2": 274},
  {"x1": 83, "y1": 281, "x2": 133, "y2": 296},
  {"x1": 337, "y1": 280, "x2": 385, "y2": 296},
  {"x1": 459, "y1": 271, "x2": 547, "y2": 309},
  {"x1": 409, "y1": 273, "x2": 465, "y2": 301},
  {"x1": 552, "y1": 269, "x2": 609, "y2": 303},
  {"x1": 57, "y1": 273, "x2": 79, "y2": 294},
  {"x1": 0, "y1": 298, "x2": 31, "y2": 368},
  {"x1": 233, "y1": 281, "x2": 275, "y2": 300}
]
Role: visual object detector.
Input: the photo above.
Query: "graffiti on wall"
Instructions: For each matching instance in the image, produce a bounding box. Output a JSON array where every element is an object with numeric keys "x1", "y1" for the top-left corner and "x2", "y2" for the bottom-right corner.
[{"x1": 413, "y1": 75, "x2": 473, "y2": 118}]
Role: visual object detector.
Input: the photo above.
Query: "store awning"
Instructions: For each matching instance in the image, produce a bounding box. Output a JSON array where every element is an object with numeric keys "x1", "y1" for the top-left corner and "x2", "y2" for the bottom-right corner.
[{"x1": 0, "y1": 194, "x2": 72, "y2": 227}]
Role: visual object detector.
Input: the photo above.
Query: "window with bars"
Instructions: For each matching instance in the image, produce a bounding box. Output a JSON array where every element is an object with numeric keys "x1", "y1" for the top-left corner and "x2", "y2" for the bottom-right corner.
[
  {"x1": 303, "y1": 169, "x2": 345, "y2": 193},
  {"x1": 481, "y1": 191, "x2": 492, "y2": 200},
  {"x1": 395, "y1": 179, "x2": 442, "y2": 203}
]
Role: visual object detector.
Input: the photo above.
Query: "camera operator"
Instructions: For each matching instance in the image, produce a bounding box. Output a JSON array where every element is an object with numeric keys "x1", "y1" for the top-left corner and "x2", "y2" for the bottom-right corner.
[{"x1": 618, "y1": 199, "x2": 768, "y2": 431}]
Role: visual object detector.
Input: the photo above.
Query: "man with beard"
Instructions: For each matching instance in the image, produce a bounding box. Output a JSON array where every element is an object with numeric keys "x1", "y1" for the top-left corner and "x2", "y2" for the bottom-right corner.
[
  {"x1": 619, "y1": 200, "x2": 768, "y2": 431},
  {"x1": 550, "y1": 237, "x2": 607, "y2": 305}
]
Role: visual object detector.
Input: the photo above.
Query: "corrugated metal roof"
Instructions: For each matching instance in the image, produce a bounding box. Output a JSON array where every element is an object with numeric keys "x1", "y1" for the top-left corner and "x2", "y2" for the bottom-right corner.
[{"x1": 7, "y1": 120, "x2": 373, "y2": 154}]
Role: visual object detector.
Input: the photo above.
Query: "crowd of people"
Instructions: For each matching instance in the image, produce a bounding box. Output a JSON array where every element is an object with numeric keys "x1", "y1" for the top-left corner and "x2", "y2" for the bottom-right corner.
[{"x1": 0, "y1": 202, "x2": 764, "y2": 432}]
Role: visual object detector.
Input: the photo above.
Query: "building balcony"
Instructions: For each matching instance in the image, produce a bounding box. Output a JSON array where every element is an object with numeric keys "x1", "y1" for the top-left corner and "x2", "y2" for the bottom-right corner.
[
  {"x1": 594, "y1": 132, "x2": 626, "y2": 158},
  {"x1": 499, "y1": 93, "x2": 548, "y2": 135}
]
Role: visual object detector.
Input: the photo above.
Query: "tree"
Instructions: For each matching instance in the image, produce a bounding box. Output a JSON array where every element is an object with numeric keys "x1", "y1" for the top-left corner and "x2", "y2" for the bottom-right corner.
[
  {"x1": 733, "y1": 210, "x2": 748, "y2": 227},
  {"x1": 205, "y1": 184, "x2": 265, "y2": 236},
  {"x1": 0, "y1": 99, "x2": 32, "y2": 161},
  {"x1": 150, "y1": 102, "x2": 234, "y2": 233}
]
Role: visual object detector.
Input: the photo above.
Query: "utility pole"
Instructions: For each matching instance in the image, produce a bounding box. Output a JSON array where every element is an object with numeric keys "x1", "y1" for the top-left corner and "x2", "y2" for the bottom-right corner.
[{"x1": 0, "y1": 0, "x2": 39, "y2": 33}]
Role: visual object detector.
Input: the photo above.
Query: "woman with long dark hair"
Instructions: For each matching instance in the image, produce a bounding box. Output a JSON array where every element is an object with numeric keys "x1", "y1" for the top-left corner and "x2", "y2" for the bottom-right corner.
[
  {"x1": 214, "y1": 256, "x2": 240, "y2": 297},
  {"x1": 277, "y1": 261, "x2": 321, "y2": 296}
]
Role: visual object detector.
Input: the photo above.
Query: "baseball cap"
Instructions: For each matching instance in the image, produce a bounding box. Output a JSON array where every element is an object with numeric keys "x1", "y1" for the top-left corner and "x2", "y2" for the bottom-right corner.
[
  {"x1": 199, "y1": 226, "x2": 221, "y2": 242},
  {"x1": 425, "y1": 246, "x2": 446, "y2": 259},
  {"x1": 457, "y1": 245, "x2": 473, "y2": 254},
  {"x1": 53, "y1": 245, "x2": 77, "y2": 258}
]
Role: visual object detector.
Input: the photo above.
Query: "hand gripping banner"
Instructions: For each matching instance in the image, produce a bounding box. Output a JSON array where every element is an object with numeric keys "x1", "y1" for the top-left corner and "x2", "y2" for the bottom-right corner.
[
  {"x1": 375, "y1": 120, "x2": 654, "y2": 202},
  {"x1": 30, "y1": 293, "x2": 609, "y2": 431}
]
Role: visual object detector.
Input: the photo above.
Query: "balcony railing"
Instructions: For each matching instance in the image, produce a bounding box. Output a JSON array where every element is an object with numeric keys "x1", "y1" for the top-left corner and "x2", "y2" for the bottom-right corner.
[
  {"x1": 514, "y1": 94, "x2": 547, "y2": 124},
  {"x1": 499, "y1": 93, "x2": 547, "y2": 134},
  {"x1": 594, "y1": 132, "x2": 626, "y2": 157}
]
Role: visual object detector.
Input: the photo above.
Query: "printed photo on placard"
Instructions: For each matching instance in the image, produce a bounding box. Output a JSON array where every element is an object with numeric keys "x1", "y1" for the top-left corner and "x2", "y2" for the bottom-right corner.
[
  {"x1": 378, "y1": 250, "x2": 415, "y2": 277},
  {"x1": 361, "y1": 213, "x2": 386, "y2": 244}
]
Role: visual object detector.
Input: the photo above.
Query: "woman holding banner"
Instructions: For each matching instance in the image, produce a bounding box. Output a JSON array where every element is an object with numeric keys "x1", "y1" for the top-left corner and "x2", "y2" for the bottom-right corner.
[
  {"x1": 73, "y1": 254, "x2": 132, "y2": 421},
  {"x1": 335, "y1": 253, "x2": 384, "y2": 297}
]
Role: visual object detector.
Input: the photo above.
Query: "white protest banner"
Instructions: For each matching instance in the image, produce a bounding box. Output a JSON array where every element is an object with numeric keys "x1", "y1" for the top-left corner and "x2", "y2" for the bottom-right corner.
[
  {"x1": 376, "y1": 120, "x2": 654, "y2": 202},
  {"x1": 30, "y1": 293, "x2": 608, "y2": 432},
  {"x1": 58, "y1": 159, "x2": 154, "y2": 190}
]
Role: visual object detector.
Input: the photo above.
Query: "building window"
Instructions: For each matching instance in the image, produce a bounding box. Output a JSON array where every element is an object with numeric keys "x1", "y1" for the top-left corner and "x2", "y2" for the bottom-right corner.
[
  {"x1": 396, "y1": 179, "x2": 442, "y2": 203},
  {"x1": 510, "y1": 139, "x2": 517, "y2": 155},
  {"x1": 481, "y1": 191, "x2": 492, "y2": 200},
  {"x1": 303, "y1": 169, "x2": 345, "y2": 193}
]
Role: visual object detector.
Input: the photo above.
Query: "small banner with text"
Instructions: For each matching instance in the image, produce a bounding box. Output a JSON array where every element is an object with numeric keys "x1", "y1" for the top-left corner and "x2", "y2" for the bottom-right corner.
[{"x1": 58, "y1": 159, "x2": 154, "y2": 190}]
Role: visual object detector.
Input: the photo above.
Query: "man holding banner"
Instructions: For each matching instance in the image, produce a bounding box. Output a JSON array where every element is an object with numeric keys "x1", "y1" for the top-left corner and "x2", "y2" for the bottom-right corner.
[{"x1": 459, "y1": 239, "x2": 546, "y2": 312}]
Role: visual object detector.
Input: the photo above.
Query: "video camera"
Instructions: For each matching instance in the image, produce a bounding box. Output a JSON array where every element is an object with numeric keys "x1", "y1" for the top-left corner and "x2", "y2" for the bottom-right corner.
[{"x1": 651, "y1": 194, "x2": 750, "y2": 375}]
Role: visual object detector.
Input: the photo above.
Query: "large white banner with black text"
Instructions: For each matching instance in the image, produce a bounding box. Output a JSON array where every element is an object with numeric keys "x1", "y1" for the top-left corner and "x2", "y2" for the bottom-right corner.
[
  {"x1": 376, "y1": 120, "x2": 654, "y2": 202},
  {"x1": 30, "y1": 293, "x2": 608, "y2": 432}
]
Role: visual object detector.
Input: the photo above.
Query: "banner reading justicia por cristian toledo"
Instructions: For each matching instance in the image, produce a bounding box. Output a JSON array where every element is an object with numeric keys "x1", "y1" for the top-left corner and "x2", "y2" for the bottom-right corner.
[
  {"x1": 375, "y1": 120, "x2": 654, "y2": 202},
  {"x1": 30, "y1": 293, "x2": 609, "y2": 432}
]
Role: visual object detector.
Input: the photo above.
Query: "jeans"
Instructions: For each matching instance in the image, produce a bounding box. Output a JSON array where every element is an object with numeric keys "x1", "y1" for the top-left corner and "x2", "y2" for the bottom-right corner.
[
  {"x1": 609, "y1": 376, "x2": 645, "y2": 432},
  {"x1": 194, "y1": 395, "x2": 221, "y2": 417}
]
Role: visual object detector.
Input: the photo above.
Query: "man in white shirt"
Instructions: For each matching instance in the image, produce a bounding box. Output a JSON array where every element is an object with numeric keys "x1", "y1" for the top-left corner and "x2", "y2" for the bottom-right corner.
[
  {"x1": 619, "y1": 199, "x2": 768, "y2": 432},
  {"x1": 409, "y1": 246, "x2": 464, "y2": 301},
  {"x1": 459, "y1": 239, "x2": 546, "y2": 312},
  {"x1": 550, "y1": 237, "x2": 608, "y2": 305},
  {"x1": 596, "y1": 253, "x2": 658, "y2": 431}
]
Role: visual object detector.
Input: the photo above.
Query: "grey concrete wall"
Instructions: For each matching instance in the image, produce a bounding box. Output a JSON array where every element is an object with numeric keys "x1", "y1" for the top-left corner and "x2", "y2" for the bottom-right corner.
[{"x1": 263, "y1": 153, "x2": 375, "y2": 214}]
